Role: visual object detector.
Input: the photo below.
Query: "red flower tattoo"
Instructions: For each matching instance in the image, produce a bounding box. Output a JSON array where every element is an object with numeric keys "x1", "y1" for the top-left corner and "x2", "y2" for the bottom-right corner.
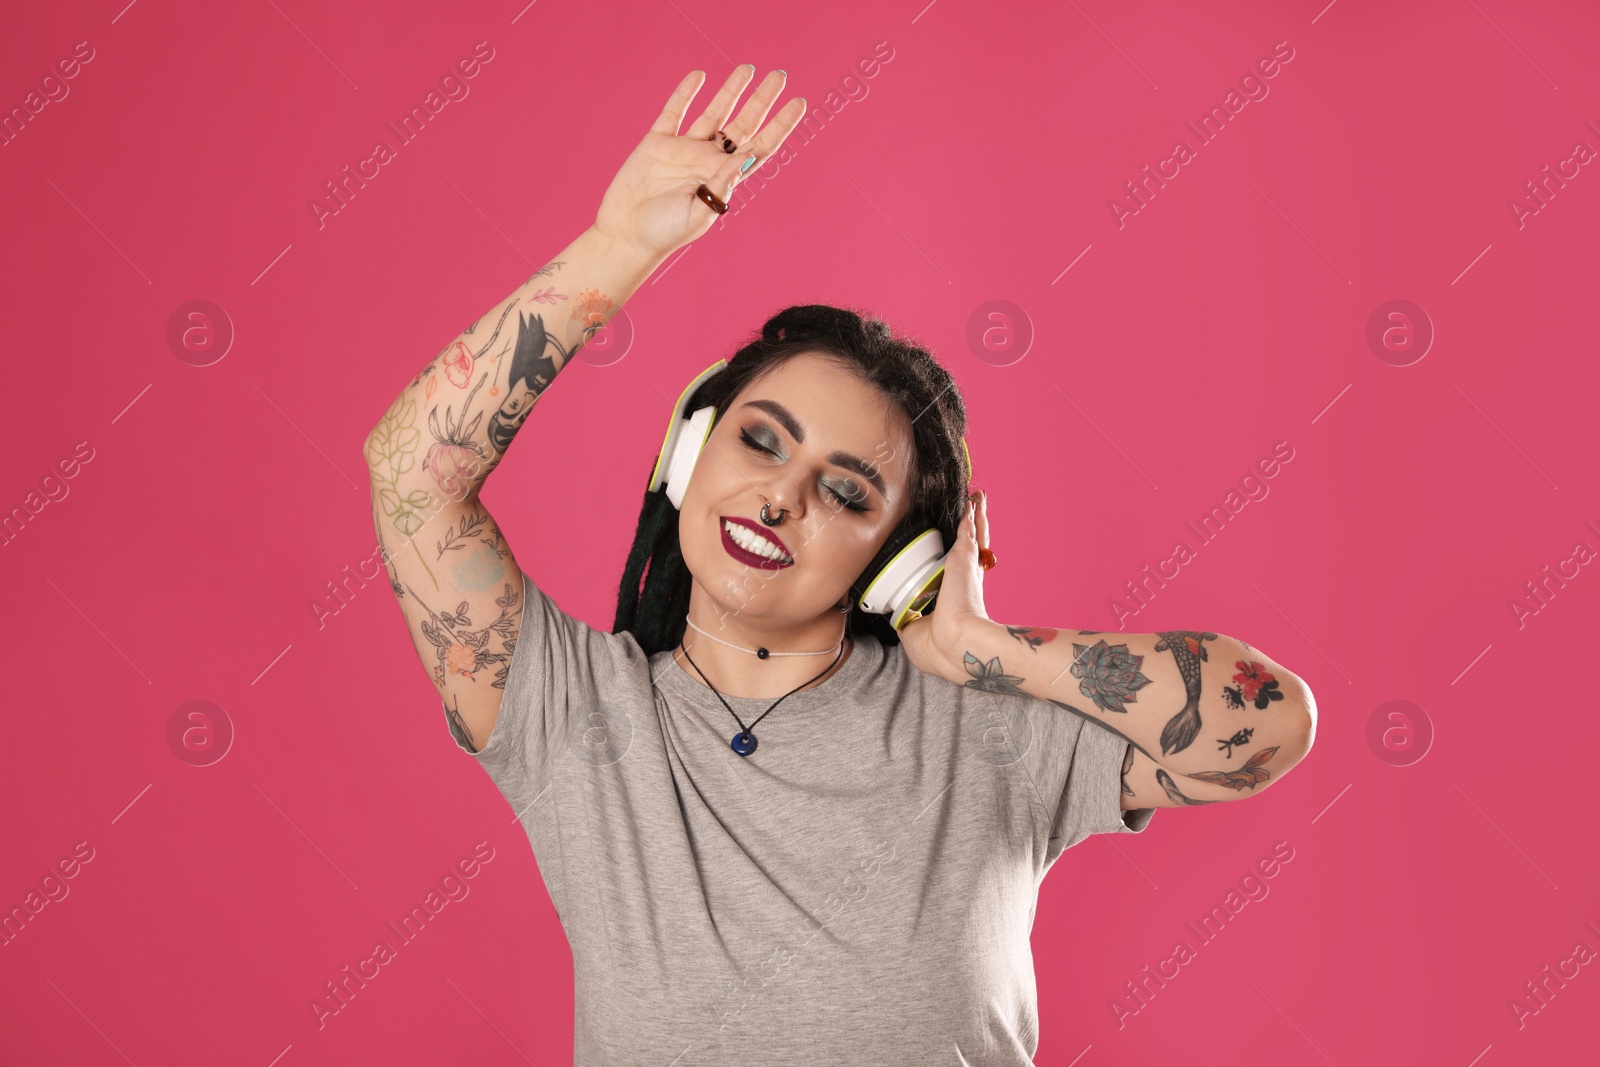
[{"x1": 1222, "y1": 660, "x2": 1285, "y2": 711}]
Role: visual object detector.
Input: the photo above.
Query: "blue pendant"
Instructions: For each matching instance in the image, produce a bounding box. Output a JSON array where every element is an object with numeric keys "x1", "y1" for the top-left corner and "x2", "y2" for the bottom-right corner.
[{"x1": 730, "y1": 730, "x2": 757, "y2": 756}]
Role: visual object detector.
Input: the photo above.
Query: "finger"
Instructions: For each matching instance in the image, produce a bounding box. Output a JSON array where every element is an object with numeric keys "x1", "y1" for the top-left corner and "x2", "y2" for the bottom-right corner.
[
  {"x1": 651, "y1": 70, "x2": 706, "y2": 136},
  {"x1": 707, "y1": 96, "x2": 808, "y2": 199},
  {"x1": 721, "y1": 69, "x2": 788, "y2": 146},
  {"x1": 685, "y1": 64, "x2": 756, "y2": 140},
  {"x1": 739, "y1": 94, "x2": 809, "y2": 161},
  {"x1": 952, "y1": 500, "x2": 979, "y2": 565}
]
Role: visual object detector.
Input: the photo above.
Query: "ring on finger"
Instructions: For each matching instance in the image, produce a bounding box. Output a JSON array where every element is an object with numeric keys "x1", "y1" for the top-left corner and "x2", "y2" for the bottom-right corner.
[
  {"x1": 711, "y1": 129, "x2": 737, "y2": 154},
  {"x1": 695, "y1": 183, "x2": 729, "y2": 214}
]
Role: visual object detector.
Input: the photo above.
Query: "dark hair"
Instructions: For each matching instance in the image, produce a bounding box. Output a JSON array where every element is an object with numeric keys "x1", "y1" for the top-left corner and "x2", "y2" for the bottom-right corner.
[{"x1": 611, "y1": 304, "x2": 970, "y2": 656}]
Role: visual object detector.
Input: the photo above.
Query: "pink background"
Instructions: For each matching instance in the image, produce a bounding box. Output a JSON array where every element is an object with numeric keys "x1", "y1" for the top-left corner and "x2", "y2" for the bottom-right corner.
[{"x1": 4, "y1": 0, "x2": 1597, "y2": 1063}]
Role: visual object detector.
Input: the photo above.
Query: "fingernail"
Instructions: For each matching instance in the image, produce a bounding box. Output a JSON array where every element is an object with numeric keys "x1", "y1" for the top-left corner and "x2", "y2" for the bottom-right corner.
[
  {"x1": 740, "y1": 155, "x2": 757, "y2": 174},
  {"x1": 777, "y1": 69, "x2": 787, "y2": 77}
]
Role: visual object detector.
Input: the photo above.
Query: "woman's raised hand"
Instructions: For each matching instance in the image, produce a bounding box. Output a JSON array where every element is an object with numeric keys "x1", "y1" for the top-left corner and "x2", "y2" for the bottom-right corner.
[{"x1": 594, "y1": 66, "x2": 806, "y2": 261}]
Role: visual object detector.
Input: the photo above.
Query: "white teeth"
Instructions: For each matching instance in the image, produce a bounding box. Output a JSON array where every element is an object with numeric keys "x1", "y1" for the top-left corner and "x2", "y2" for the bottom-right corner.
[{"x1": 724, "y1": 519, "x2": 792, "y2": 563}]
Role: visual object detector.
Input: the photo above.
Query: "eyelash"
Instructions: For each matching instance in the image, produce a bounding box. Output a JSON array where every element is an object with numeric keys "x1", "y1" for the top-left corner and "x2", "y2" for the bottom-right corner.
[{"x1": 739, "y1": 429, "x2": 868, "y2": 513}]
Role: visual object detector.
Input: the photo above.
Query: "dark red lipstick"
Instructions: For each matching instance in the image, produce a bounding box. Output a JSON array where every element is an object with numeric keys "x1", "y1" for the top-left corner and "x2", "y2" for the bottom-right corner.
[{"x1": 720, "y1": 515, "x2": 794, "y2": 569}]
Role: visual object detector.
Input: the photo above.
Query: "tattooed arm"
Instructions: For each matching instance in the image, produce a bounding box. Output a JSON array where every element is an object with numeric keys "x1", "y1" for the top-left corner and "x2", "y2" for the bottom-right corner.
[
  {"x1": 954, "y1": 623, "x2": 1316, "y2": 809},
  {"x1": 365, "y1": 66, "x2": 805, "y2": 752},
  {"x1": 362, "y1": 227, "x2": 657, "y2": 752}
]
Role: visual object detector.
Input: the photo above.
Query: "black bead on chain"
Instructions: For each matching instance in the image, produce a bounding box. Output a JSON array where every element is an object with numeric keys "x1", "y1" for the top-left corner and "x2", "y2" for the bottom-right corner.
[{"x1": 678, "y1": 637, "x2": 846, "y2": 759}]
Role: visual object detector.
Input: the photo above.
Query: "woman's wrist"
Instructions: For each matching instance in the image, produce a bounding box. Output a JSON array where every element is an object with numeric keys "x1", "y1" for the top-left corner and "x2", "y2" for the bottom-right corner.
[{"x1": 586, "y1": 222, "x2": 673, "y2": 276}]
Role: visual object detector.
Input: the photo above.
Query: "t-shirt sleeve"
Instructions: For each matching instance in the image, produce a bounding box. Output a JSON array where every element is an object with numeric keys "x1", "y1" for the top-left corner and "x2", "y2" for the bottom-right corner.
[
  {"x1": 439, "y1": 570, "x2": 618, "y2": 806},
  {"x1": 1015, "y1": 695, "x2": 1157, "y2": 865}
]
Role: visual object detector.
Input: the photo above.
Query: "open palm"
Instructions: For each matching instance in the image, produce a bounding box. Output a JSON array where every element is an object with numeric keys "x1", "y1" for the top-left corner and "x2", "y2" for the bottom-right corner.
[{"x1": 595, "y1": 66, "x2": 807, "y2": 260}]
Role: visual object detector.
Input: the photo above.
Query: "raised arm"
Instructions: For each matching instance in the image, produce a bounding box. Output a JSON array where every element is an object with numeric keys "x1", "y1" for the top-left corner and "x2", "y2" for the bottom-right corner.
[
  {"x1": 364, "y1": 65, "x2": 807, "y2": 751},
  {"x1": 362, "y1": 226, "x2": 657, "y2": 754}
]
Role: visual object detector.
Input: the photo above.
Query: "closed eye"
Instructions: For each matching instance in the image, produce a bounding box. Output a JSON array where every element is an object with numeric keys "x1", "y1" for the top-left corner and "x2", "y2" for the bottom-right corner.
[{"x1": 739, "y1": 428, "x2": 868, "y2": 513}]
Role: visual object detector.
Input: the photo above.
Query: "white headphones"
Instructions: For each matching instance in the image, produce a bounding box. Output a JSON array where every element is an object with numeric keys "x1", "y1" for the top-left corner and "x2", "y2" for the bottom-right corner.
[{"x1": 647, "y1": 360, "x2": 972, "y2": 631}]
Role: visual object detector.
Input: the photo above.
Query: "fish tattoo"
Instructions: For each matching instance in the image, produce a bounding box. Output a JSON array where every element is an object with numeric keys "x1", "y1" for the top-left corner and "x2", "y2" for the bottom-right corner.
[{"x1": 1155, "y1": 631, "x2": 1219, "y2": 757}]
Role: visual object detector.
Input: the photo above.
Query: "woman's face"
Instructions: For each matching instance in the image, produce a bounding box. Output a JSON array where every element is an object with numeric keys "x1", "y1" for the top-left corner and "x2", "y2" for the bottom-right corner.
[{"x1": 679, "y1": 351, "x2": 917, "y2": 628}]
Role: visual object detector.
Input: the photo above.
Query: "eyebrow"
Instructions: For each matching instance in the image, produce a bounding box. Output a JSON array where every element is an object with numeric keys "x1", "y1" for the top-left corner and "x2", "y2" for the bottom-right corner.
[{"x1": 739, "y1": 398, "x2": 889, "y2": 500}]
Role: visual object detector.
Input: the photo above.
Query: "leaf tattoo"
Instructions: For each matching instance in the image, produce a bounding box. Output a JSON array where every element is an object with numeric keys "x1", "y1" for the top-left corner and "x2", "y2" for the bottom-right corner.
[
  {"x1": 437, "y1": 509, "x2": 498, "y2": 561},
  {"x1": 526, "y1": 259, "x2": 564, "y2": 284},
  {"x1": 408, "y1": 580, "x2": 522, "y2": 691}
]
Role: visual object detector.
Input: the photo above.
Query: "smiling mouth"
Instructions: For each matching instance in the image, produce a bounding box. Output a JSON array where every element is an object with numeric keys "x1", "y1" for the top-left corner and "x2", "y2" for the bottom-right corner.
[{"x1": 720, "y1": 517, "x2": 795, "y2": 567}]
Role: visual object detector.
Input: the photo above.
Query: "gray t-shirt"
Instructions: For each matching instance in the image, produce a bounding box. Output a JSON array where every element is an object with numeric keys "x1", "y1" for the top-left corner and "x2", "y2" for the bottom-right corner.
[{"x1": 447, "y1": 571, "x2": 1155, "y2": 1065}]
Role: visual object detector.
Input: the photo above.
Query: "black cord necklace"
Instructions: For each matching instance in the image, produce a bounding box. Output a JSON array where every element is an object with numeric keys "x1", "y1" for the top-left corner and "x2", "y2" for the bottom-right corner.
[{"x1": 677, "y1": 636, "x2": 850, "y2": 757}]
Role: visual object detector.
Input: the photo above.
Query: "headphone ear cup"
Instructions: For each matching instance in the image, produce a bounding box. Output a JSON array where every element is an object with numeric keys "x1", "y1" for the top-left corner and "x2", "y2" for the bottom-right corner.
[
  {"x1": 648, "y1": 361, "x2": 728, "y2": 506},
  {"x1": 661, "y1": 405, "x2": 718, "y2": 509},
  {"x1": 858, "y1": 528, "x2": 948, "y2": 630}
]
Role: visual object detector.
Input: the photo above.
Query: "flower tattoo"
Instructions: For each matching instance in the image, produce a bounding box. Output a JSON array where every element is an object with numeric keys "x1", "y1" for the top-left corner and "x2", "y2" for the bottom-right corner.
[
  {"x1": 962, "y1": 653, "x2": 1027, "y2": 696},
  {"x1": 1222, "y1": 660, "x2": 1285, "y2": 711},
  {"x1": 1068, "y1": 639, "x2": 1153, "y2": 714}
]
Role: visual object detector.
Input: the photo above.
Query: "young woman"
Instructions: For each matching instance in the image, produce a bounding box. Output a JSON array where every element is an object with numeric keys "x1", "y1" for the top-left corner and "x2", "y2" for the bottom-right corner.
[{"x1": 366, "y1": 65, "x2": 1316, "y2": 1066}]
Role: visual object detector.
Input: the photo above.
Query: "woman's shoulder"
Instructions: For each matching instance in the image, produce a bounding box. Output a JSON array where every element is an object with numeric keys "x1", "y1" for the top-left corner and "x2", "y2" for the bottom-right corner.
[
  {"x1": 513, "y1": 569, "x2": 653, "y2": 683},
  {"x1": 856, "y1": 633, "x2": 960, "y2": 707}
]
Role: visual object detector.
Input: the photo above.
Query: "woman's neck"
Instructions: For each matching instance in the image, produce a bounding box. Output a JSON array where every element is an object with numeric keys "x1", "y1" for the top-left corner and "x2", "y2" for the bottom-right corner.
[{"x1": 673, "y1": 601, "x2": 853, "y2": 699}]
